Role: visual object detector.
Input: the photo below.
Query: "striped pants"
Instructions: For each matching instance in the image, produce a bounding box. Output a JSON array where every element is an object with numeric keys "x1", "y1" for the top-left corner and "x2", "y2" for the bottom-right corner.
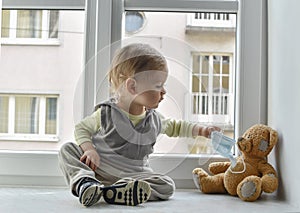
[{"x1": 58, "y1": 142, "x2": 175, "y2": 200}]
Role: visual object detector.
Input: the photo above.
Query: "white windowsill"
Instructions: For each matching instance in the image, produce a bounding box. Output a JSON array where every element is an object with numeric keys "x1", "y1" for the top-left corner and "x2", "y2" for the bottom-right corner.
[
  {"x1": 1, "y1": 38, "x2": 61, "y2": 46},
  {"x1": 0, "y1": 135, "x2": 59, "y2": 142},
  {"x1": 0, "y1": 150, "x2": 228, "y2": 189}
]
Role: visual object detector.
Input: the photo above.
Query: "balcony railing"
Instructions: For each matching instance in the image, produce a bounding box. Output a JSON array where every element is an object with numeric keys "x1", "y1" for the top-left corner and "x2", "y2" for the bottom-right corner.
[
  {"x1": 190, "y1": 93, "x2": 233, "y2": 126},
  {"x1": 186, "y1": 12, "x2": 236, "y2": 30}
]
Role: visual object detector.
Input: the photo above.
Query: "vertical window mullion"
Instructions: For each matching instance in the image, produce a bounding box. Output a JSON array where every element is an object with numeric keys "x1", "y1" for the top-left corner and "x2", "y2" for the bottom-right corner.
[
  {"x1": 8, "y1": 96, "x2": 15, "y2": 134},
  {"x1": 10, "y1": 10, "x2": 17, "y2": 38},
  {"x1": 39, "y1": 96, "x2": 46, "y2": 135},
  {"x1": 42, "y1": 10, "x2": 48, "y2": 39},
  {"x1": 219, "y1": 56, "x2": 223, "y2": 114},
  {"x1": 199, "y1": 55, "x2": 203, "y2": 115},
  {"x1": 55, "y1": 97, "x2": 59, "y2": 136},
  {"x1": 229, "y1": 55, "x2": 234, "y2": 123},
  {"x1": 208, "y1": 55, "x2": 213, "y2": 116},
  {"x1": 0, "y1": 5, "x2": 2, "y2": 38}
]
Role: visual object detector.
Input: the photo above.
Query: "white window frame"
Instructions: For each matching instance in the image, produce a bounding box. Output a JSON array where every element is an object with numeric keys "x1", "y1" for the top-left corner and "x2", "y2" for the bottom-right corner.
[
  {"x1": 0, "y1": 0, "x2": 268, "y2": 189},
  {"x1": 1, "y1": 9, "x2": 60, "y2": 45},
  {"x1": 0, "y1": 94, "x2": 59, "y2": 142}
]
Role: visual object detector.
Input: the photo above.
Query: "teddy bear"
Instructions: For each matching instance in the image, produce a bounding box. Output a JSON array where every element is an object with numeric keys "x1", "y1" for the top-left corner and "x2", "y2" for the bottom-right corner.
[{"x1": 192, "y1": 124, "x2": 278, "y2": 201}]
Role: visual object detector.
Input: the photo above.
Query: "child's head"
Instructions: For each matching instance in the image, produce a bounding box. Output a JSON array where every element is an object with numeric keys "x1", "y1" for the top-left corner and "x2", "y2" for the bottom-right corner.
[
  {"x1": 108, "y1": 43, "x2": 168, "y2": 110},
  {"x1": 109, "y1": 43, "x2": 168, "y2": 94}
]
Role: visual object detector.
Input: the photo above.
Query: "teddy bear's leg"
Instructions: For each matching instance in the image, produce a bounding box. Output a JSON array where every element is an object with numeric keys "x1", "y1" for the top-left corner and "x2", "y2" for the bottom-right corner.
[
  {"x1": 237, "y1": 175, "x2": 262, "y2": 202},
  {"x1": 192, "y1": 168, "x2": 226, "y2": 193},
  {"x1": 209, "y1": 162, "x2": 231, "y2": 175},
  {"x1": 261, "y1": 173, "x2": 278, "y2": 193}
]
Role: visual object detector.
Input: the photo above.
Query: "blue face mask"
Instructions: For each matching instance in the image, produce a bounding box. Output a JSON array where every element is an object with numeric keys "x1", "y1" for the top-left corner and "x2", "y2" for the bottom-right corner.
[
  {"x1": 211, "y1": 131, "x2": 247, "y2": 175},
  {"x1": 211, "y1": 131, "x2": 237, "y2": 168}
]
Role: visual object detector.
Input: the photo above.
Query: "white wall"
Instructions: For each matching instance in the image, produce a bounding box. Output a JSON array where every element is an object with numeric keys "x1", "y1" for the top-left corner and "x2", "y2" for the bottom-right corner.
[{"x1": 268, "y1": 0, "x2": 300, "y2": 208}]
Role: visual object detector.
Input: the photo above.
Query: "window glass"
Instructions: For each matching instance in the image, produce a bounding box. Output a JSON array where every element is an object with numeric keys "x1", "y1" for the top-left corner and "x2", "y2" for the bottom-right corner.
[
  {"x1": 0, "y1": 10, "x2": 84, "y2": 151},
  {"x1": 15, "y1": 96, "x2": 40, "y2": 134},
  {"x1": 1, "y1": 10, "x2": 10, "y2": 38},
  {"x1": 45, "y1": 97, "x2": 57, "y2": 134},
  {"x1": 125, "y1": 11, "x2": 146, "y2": 34},
  {"x1": 16, "y1": 10, "x2": 42, "y2": 38},
  {"x1": 0, "y1": 96, "x2": 9, "y2": 133},
  {"x1": 123, "y1": 11, "x2": 236, "y2": 154},
  {"x1": 49, "y1": 11, "x2": 59, "y2": 38}
]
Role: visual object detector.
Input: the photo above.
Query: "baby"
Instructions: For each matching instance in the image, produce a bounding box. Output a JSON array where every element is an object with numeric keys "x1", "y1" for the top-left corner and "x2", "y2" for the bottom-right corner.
[{"x1": 58, "y1": 43, "x2": 220, "y2": 207}]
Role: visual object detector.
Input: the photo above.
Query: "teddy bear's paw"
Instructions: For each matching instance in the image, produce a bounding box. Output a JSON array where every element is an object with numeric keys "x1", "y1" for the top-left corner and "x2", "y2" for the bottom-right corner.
[
  {"x1": 192, "y1": 173, "x2": 201, "y2": 190},
  {"x1": 192, "y1": 168, "x2": 208, "y2": 178},
  {"x1": 192, "y1": 168, "x2": 208, "y2": 191},
  {"x1": 237, "y1": 176, "x2": 262, "y2": 202}
]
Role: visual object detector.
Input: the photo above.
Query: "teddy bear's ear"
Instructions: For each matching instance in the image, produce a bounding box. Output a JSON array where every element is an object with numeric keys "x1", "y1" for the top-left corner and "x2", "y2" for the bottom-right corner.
[{"x1": 269, "y1": 128, "x2": 278, "y2": 147}]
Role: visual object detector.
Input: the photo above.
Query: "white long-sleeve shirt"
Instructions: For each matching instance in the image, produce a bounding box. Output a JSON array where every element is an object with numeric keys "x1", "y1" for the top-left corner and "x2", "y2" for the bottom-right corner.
[{"x1": 75, "y1": 107, "x2": 196, "y2": 146}]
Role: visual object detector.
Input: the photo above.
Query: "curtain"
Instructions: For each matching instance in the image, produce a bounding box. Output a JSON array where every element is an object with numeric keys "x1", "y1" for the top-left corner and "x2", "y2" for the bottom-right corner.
[
  {"x1": 16, "y1": 10, "x2": 42, "y2": 38},
  {"x1": 15, "y1": 96, "x2": 39, "y2": 134},
  {"x1": 0, "y1": 97, "x2": 9, "y2": 133}
]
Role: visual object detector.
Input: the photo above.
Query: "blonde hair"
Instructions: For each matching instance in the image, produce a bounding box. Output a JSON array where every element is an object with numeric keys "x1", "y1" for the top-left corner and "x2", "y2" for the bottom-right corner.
[{"x1": 108, "y1": 43, "x2": 167, "y2": 94}]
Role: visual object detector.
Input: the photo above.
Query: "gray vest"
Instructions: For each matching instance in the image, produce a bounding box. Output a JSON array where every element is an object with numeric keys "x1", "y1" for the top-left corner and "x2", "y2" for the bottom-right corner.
[{"x1": 92, "y1": 101, "x2": 161, "y2": 175}]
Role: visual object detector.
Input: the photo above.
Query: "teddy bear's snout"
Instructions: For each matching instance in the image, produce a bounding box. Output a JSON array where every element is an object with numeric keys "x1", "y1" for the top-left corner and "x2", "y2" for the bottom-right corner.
[
  {"x1": 237, "y1": 137, "x2": 244, "y2": 142},
  {"x1": 237, "y1": 137, "x2": 252, "y2": 153}
]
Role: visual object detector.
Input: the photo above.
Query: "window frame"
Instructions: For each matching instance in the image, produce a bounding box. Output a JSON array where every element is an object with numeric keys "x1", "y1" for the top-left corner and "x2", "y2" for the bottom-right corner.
[
  {"x1": 0, "y1": 0, "x2": 268, "y2": 188},
  {"x1": 0, "y1": 93, "x2": 59, "y2": 142},
  {"x1": 1, "y1": 9, "x2": 61, "y2": 45}
]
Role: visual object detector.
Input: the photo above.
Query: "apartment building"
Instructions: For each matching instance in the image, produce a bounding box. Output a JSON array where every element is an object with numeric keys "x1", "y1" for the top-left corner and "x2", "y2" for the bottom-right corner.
[{"x1": 0, "y1": 9, "x2": 236, "y2": 153}]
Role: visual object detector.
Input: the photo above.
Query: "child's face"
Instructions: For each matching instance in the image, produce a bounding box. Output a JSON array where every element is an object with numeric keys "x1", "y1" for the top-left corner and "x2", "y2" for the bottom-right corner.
[{"x1": 134, "y1": 70, "x2": 168, "y2": 109}]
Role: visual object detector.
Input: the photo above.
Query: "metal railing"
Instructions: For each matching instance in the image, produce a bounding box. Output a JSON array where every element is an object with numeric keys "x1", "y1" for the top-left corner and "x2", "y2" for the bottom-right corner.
[
  {"x1": 190, "y1": 92, "x2": 233, "y2": 126},
  {"x1": 187, "y1": 12, "x2": 236, "y2": 29},
  {"x1": 192, "y1": 93, "x2": 230, "y2": 115}
]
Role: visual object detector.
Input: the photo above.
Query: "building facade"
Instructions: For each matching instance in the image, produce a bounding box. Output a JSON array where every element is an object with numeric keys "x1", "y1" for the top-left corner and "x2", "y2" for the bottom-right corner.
[{"x1": 0, "y1": 10, "x2": 236, "y2": 153}]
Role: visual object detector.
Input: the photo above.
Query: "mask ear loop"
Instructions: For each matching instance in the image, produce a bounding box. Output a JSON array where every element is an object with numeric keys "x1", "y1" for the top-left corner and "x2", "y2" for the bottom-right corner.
[
  {"x1": 228, "y1": 121, "x2": 246, "y2": 174},
  {"x1": 229, "y1": 154, "x2": 246, "y2": 174}
]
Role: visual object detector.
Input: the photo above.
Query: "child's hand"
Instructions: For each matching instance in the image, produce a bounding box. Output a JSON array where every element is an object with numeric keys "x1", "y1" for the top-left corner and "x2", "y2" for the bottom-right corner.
[
  {"x1": 79, "y1": 142, "x2": 100, "y2": 171},
  {"x1": 195, "y1": 125, "x2": 221, "y2": 138},
  {"x1": 80, "y1": 149, "x2": 100, "y2": 171}
]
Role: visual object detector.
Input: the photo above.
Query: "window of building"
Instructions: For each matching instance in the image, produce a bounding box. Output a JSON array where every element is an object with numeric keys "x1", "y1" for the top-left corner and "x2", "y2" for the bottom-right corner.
[
  {"x1": 122, "y1": 11, "x2": 236, "y2": 154},
  {"x1": 125, "y1": 11, "x2": 146, "y2": 34},
  {"x1": 1, "y1": 10, "x2": 59, "y2": 44},
  {"x1": 0, "y1": 94, "x2": 59, "y2": 141},
  {"x1": 191, "y1": 53, "x2": 234, "y2": 127}
]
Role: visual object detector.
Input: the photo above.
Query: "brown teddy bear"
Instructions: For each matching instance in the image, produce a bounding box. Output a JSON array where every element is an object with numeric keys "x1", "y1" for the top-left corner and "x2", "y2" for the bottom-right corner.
[{"x1": 192, "y1": 124, "x2": 278, "y2": 201}]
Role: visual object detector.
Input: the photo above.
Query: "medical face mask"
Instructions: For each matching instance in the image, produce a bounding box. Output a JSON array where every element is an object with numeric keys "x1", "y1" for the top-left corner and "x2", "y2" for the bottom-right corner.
[{"x1": 211, "y1": 131, "x2": 245, "y2": 173}]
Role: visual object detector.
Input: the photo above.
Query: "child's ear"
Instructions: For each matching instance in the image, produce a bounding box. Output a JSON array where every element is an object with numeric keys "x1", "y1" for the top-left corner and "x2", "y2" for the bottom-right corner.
[{"x1": 125, "y1": 78, "x2": 137, "y2": 95}]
